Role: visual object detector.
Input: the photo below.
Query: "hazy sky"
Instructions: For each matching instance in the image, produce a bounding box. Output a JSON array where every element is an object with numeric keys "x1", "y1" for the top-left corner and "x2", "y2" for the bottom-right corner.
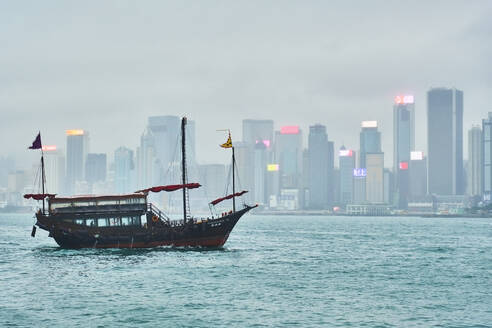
[{"x1": 1, "y1": 1, "x2": 491, "y2": 167}]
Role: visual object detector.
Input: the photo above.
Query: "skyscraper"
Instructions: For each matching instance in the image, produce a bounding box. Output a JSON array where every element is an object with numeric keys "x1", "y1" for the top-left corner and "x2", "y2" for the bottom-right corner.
[
  {"x1": 242, "y1": 119, "x2": 274, "y2": 147},
  {"x1": 308, "y1": 124, "x2": 329, "y2": 209},
  {"x1": 253, "y1": 142, "x2": 268, "y2": 204},
  {"x1": 409, "y1": 151, "x2": 427, "y2": 198},
  {"x1": 114, "y1": 147, "x2": 135, "y2": 194},
  {"x1": 147, "y1": 116, "x2": 180, "y2": 172},
  {"x1": 136, "y1": 128, "x2": 158, "y2": 189},
  {"x1": 352, "y1": 170, "x2": 366, "y2": 204},
  {"x1": 427, "y1": 87, "x2": 464, "y2": 195},
  {"x1": 393, "y1": 95, "x2": 415, "y2": 208},
  {"x1": 85, "y1": 153, "x2": 107, "y2": 192},
  {"x1": 359, "y1": 121, "x2": 381, "y2": 169},
  {"x1": 275, "y1": 126, "x2": 303, "y2": 190},
  {"x1": 467, "y1": 126, "x2": 482, "y2": 197},
  {"x1": 339, "y1": 146, "x2": 355, "y2": 205},
  {"x1": 42, "y1": 145, "x2": 65, "y2": 195},
  {"x1": 234, "y1": 141, "x2": 254, "y2": 203},
  {"x1": 242, "y1": 119, "x2": 274, "y2": 204},
  {"x1": 482, "y1": 113, "x2": 492, "y2": 202},
  {"x1": 66, "y1": 129, "x2": 89, "y2": 195},
  {"x1": 366, "y1": 153, "x2": 384, "y2": 203},
  {"x1": 137, "y1": 116, "x2": 196, "y2": 188}
]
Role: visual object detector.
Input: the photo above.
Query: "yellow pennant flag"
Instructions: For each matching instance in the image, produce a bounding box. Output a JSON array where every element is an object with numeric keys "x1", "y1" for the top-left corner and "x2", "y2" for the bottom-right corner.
[{"x1": 220, "y1": 135, "x2": 232, "y2": 148}]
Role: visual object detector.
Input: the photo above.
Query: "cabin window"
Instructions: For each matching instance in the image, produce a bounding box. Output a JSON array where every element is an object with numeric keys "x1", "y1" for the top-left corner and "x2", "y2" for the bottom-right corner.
[
  {"x1": 109, "y1": 218, "x2": 121, "y2": 227},
  {"x1": 121, "y1": 217, "x2": 130, "y2": 226},
  {"x1": 98, "y1": 218, "x2": 108, "y2": 227},
  {"x1": 75, "y1": 219, "x2": 84, "y2": 225},
  {"x1": 86, "y1": 219, "x2": 96, "y2": 227},
  {"x1": 51, "y1": 203, "x2": 72, "y2": 209},
  {"x1": 129, "y1": 216, "x2": 141, "y2": 225},
  {"x1": 98, "y1": 200, "x2": 117, "y2": 206}
]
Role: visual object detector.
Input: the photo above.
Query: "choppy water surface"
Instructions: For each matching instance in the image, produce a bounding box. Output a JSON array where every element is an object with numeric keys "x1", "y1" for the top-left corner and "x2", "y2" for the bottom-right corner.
[{"x1": 1, "y1": 213, "x2": 491, "y2": 327}]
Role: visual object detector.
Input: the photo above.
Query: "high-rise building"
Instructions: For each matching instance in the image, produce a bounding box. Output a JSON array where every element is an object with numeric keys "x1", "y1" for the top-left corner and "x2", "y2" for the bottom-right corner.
[
  {"x1": 147, "y1": 116, "x2": 180, "y2": 172},
  {"x1": 147, "y1": 116, "x2": 196, "y2": 171},
  {"x1": 253, "y1": 142, "x2": 268, "y2": 204},
  {"x1": 0, "y1": 156, "x2": 15, "y2": 188},
  {"x1": 384, "y1": 168, "x2": 393, "y2": 204},
  {"x1": 409, "y1": 151, "x2": 427, "y2": 198},
  {"x1": 136, "y1": 128, "x2": 158, "y2": 189},
  {"x1": 352, "y1": 169, "x2": 366, "y2": 204},
  {"x1": 483, "y1": 113, "x2": 492, "y2": 202},
  {"x1": 393, "y1": 95, "x2": 415, "y2": 208},
  {"x1": 339, "y1": 146, "x2": 355, "y2": 205},
  {"x1": 42, "y1": 145, "x2": 65, "y2": 194},
  {"x1": 85, "y1": 153, "x2": 107, "y2": 191},
  {"x1": 66, "y1": 129, "x2": 89, "y2": 195},
  {"x1": 266, "y1": 163, "x2": 280, "y2": 208},
  {"x1": 199, "y1": 164, "x2": 226, "y2": 201},
  {"x1": 136, "y1": 116, "x2": 196, "y2": 189},
  {"x1": 366, "y1": 153, "x2": 384, "y2": 203},
  {"x1": 275, "y1": 126, "x2": 303, "y2": 190},
  {"x1": 308, "y1": 124, "x2": 330, "y2": 209},
  {"x1": 242, "y1": 119, "x2": 274, "y2": 148},
  {"x1": 234, "y1": 141, "x2": 254, "y2": 203},
  {"x1": 241, "y1": 119, "x2": 274, "y2": 204},
  {"x1": 360, "y1": 121, "x2": 381, "y2": 168},
  {"x1": 7, "y1": 170, "x2": 29, "y2": 193},
  {"x1": 427, "y1": 87, "x2": 464, "y2": 195},
  {"x1": 114, "y1": 147, "x2": 135, "y2": 194},
  {"x1": 467, "y1": 126, "x2": 482, "y2": 197}
]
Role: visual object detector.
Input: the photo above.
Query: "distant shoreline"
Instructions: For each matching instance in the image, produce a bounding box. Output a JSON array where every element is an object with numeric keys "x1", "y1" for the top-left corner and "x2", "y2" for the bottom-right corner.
[{"x1": 251, "y1": 210, "x2": 491, "y2": 218}]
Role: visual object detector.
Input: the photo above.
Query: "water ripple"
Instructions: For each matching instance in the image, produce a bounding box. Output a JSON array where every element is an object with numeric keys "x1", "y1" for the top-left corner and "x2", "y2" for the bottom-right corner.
[{"x1": 0, "y1": 214, "x2": 491, "y2": 327}]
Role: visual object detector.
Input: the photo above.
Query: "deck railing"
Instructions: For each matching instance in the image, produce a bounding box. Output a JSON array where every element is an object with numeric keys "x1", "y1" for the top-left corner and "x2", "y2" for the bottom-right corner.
[{"x1": 147, "y1": 203, "x2": 172, "y2": 223}]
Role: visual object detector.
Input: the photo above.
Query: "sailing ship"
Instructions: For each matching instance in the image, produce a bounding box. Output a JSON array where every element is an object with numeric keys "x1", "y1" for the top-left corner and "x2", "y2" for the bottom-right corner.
[{"x1": 25, "y1": 117, "x2": 256, "y2": 248}]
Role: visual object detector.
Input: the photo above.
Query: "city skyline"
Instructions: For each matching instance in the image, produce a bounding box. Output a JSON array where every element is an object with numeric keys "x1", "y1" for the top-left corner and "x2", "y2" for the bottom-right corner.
[
  {"x1": 2, "y1": 95, "x2": 490, "y2": 171},
  {"x1": 1, "y1": 2, "x2": 491, "y2": 167}
]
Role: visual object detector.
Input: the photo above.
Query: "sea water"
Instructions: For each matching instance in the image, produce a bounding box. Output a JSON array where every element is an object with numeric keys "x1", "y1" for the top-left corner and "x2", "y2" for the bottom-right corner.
[{"x1": 0, "y1": 213, "x2": 491, "y2": 327}]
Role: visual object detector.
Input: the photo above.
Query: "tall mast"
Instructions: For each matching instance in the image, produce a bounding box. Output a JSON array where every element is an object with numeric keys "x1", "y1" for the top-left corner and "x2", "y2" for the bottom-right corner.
[
  {"x1": 41, "y1": 150, "x2": 46, "y2": 214},
  {"x1": 232, "y1": 145, "x2": 235, "y2": 213},
  {"x1": 181, "y1": 117, "x2": 187, "y2": 223}
]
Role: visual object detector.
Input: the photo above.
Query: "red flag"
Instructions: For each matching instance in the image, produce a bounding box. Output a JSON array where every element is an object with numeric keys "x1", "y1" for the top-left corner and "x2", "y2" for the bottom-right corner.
[{"x1": 29, "y1": 133, "x2": 42, "y2": 150}]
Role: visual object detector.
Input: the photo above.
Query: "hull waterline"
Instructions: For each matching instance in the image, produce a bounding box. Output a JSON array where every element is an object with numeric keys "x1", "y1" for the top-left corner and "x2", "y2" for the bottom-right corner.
[{"x1": 35, "y1": 206, "x2": 253, "y2": 249}]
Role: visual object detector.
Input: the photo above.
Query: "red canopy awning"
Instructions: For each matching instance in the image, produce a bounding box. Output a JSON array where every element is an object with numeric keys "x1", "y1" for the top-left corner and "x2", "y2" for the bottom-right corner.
[
  {"x1": 210, "y1": 190, "x2": 248, "y2": 206},
  {"x1": 136, "y1": 183, "x2": 201, "y2": 194},
  {"x1": 23, "y1": 193, "x2": 56, "y2": 200}
]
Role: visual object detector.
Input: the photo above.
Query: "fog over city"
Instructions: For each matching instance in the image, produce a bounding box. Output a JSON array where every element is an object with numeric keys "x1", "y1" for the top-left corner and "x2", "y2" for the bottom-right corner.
[{"x1": 1, "y1": 1, "x2": 491, "y2": 167}]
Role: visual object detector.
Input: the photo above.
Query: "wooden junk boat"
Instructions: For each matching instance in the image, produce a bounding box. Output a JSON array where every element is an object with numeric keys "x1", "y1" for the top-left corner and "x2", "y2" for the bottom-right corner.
[{"x1": 25, "y1": 118, "x2": 256, "y2": 248}]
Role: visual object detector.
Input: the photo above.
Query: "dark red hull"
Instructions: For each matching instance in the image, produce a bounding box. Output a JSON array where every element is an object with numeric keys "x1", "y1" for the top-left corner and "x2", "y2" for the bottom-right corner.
[{"x1": 36, "y1": 206, "x2": 253, "y2": 249}]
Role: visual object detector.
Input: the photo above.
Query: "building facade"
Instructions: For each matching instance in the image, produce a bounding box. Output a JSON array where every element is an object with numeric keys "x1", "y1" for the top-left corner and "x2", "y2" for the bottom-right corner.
[
  {"x1": 393, "y1": 95, "x2": 415, "y2": 208},
  {"x1": 366, "y1": 153, "x2": 384, "y2": 203},
  {"x1": 114, "y1": 147, "x2": 135, "y2": 194},
  {"x1": 427, "y1": 88, "x2": 464, "y2": 195},
  {"x1": 308, "y1": 124, "x2": 329, "y2": 209},
  {"x1": 339, "y1": 147, "x2": 355, "y2": 205},
  {"x1": 467, "y1": 126, "x2": 482, "y2": 197},
  {"x1": 409, "y1": 151, "x2": 427, "y2": 199},
  {"x1": 483, "y1": 113, "x2": 492, "y2": 202},
  {"x1": 360, "y1": 121, "x2": 381, "y2": 169},
  {"x1": 66, "y1": 130, "x2": 89, "y2": 195}
]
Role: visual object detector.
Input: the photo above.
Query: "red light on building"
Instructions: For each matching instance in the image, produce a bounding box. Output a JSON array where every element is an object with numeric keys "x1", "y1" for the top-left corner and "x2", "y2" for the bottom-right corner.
[
  {"x1": 256, "y1": 139, "x2": 271, "y2": 148},
  {"x1": 339, "y1": 149, "x2": 353, "y2": 157},
  {"x1": 394, "y1": 95, "x2": 414, "y2": 104},
  {"x1": 280, "y1": 126, "x2": 299, "y2": 134},
  {"x1": 399, "y1": 162, "x2": 409, "y2": 170},
  {"x1": 42, "y1": 145, "x2": 57, "y2": 151}
]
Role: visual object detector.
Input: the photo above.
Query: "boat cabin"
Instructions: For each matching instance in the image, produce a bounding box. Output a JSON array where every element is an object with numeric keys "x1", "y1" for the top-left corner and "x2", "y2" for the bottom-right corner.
[{"x1": 48, "y1": 194, "x2": 148, "y2": 228}]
